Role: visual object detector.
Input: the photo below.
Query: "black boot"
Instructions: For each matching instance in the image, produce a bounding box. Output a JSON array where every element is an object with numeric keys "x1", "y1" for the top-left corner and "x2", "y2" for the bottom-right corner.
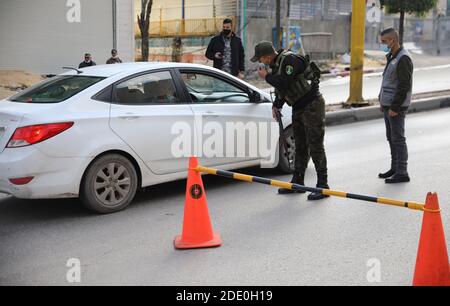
[
  {"x1": 307, "y1": 174, "x2": 330, "y2": 201},
  {"x1": 385, "y1": 173, "x2": 410, "y2": 184},
  {"x1": 278, "y1": 172, "x2": 306, "y2": 194},
  {"x1": 378, "y1": 169, "x2": 395, "y2": 179}
]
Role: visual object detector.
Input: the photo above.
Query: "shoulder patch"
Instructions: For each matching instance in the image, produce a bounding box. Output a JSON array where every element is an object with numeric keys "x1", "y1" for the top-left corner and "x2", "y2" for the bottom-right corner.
[{"x1": 286, "y1": 65, "x2": 294, "y2": 75}]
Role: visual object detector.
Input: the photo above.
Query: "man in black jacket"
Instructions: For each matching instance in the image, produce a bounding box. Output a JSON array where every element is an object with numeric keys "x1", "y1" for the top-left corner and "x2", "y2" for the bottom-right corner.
[
  {"x1": 78, "y1": 53, "x2": 96, "y2": 68},
  {"x1": 205, "y1": 18, "x2": 245, "y2": 79}
]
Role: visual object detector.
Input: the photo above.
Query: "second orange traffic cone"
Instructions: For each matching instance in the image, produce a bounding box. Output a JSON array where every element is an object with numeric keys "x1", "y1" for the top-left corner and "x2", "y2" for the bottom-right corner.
[
  {"x1": 174, "y1": 157, "x2": 222, "y2": 249},
  {"x1": 413, "y1": 192, "x2": 450, "y2": 286}
]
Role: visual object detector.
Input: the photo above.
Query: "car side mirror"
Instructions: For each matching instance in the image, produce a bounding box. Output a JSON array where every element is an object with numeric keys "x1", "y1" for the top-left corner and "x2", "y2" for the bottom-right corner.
[{"x1": 249, "y1": 90, "x2": 262, "y2": 103}]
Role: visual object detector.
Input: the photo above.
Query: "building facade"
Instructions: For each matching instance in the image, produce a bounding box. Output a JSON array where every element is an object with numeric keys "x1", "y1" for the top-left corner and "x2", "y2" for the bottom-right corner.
[{"x1": 0, "y1": 0, "x2": 135, "y2": 74}]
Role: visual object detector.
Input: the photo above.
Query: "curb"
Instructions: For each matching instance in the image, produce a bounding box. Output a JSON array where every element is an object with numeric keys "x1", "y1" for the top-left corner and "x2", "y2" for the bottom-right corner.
[
  {"x1": 321, "y1": 68, "x2": 384, "y2": 80},
  {"x1": 326, "y1": 95, "x2": 450, "y2": 126}
]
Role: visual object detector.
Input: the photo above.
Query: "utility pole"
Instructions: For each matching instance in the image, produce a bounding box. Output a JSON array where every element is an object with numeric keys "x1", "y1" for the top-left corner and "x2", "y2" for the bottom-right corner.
[
  {"x1": 346, "y1": 0, "x2": 367, "y2": 106},
  {"x1": 241, "y1": 0, "x2": 247, "y2": 51},
  {"x1": 181, "y1": 0, "x2": 186, "y2": 35},
  {"x1": 276, "y1": 0, "x2": 282, "y2": 49},
  {"x1": 213, "y1": 0, "x2": 217, "y2": 32},
  {"x1": 284, "y1": 0, "x2": 290, "y2": 50}
]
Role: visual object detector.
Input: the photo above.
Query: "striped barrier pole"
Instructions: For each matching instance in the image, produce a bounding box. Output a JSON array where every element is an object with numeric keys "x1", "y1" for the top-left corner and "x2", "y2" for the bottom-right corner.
[{"x1": 195, "y1": 165, "x2": 430, "y2": 212}]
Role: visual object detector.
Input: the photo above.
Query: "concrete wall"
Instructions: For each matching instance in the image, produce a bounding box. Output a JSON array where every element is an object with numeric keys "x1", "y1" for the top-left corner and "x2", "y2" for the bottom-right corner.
[
  {"x1": 116, "y1": 0, "x2": 135, "y2": 62},
  {"x1": 0, "y1": 0, "x2": 134, "y2": 74},
  {"x1": 295, "y1": 17, "x2": 352, "y2": 54}
]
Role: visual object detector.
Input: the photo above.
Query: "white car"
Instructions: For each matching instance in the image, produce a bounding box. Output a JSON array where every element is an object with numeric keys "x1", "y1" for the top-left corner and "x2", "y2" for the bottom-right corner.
[{"x1": 0, "y1": 63, "x2": 293, "y2": 213}]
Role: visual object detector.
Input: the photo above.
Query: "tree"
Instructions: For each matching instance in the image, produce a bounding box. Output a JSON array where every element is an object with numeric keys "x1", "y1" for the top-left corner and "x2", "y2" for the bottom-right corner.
[
  {"x1": 380, "y1": 0, "x2": 437, "y2": 46},
  {"x1": 171, "y1": 37, "x2": 183, "y2": 62},
  {"x1": 137, "y1": 0, "x2": 153, "y2": 61}
]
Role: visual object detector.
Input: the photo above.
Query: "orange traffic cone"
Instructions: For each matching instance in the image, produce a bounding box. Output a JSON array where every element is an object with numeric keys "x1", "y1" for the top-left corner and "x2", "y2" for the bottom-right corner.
[
  {"x1": 174, "y1": 157, "x2": 222, "y2": 249},
  {"x1": 413, "y1": 192, "x2": 450, "y2": 286}
]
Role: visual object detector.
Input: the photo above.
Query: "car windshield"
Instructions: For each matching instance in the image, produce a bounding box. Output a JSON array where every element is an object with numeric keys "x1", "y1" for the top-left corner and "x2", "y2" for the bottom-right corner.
[{"x1": 9, "y1": 75, "x2": 105, "y2": 103}]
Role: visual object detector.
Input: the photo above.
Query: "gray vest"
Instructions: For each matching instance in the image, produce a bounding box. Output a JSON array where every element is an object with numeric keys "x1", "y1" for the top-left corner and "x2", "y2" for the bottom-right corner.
[{"x1": 380, "y1": 48, "x2": 412, "y2": 108}]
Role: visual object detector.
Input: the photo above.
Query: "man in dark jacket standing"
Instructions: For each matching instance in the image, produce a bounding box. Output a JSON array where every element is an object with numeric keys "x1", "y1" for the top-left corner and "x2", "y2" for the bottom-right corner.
[
  {"x1": 205, "y1": 18, "x2": 245, "y2": 79},
  {"x1": 378, "y1": 28, "x2": 413, "y2": 184},
  {"x1": 78, "y1": 53, "x2": 96, "y2": 68},
  {"x1": 106, "y1": 49, "x2": 123, "y2": 64}
]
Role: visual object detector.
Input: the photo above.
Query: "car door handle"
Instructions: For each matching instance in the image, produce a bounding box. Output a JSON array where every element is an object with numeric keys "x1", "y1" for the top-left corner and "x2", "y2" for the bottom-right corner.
[
  {"x1": 118, "y1": 114, "x2": 141, "y2": 120},
  {"x1": 202, "y1": 111, "x2": 219, "y2": 118}
]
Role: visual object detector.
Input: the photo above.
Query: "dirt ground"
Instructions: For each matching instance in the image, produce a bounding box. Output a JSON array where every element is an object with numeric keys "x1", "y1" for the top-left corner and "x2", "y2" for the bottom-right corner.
[
  {"x1": 0, "y1": 87, "x2": 16, "y2": 100},
  {"x1": 0, "y1": 70, "x2": 44, "y2": 99}
]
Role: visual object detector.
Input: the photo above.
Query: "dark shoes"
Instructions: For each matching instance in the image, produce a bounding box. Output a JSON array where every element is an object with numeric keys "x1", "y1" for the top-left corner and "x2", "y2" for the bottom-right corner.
[
  {"x1": 278, "y1": 173, "x2": 330, "y2": 201},
  {"x1": 278, "y1": 187, "x2": 306, "y2": 194},
  {"x1": 278, "y1": 173, "x2": 306, "y2": 194},
  {"x1": 307, "y1": 184, "x2": 330, "y2": 201},
  {"x1": 378, "y1": 169, "x2": 396, "y2": 179},
  {"x1": 385, "y1": 174, "x2": 410, "y2": 184},
  {"x1": 378, "y1": 169, "x2": 410, "y2": 183}
]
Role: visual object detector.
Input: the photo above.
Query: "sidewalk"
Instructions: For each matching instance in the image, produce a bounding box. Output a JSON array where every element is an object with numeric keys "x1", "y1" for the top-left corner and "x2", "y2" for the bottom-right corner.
[{"x1": 326, "y1": 94, "x2": 450, "y2": 126}]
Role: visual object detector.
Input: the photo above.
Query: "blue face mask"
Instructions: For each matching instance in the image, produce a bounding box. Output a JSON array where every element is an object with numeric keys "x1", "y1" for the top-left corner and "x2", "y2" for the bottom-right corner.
[
  {"x1": 380, "y1": 43, "x2": 391, "y2": 53},
  {"x1": 258, "y1": 61, "x2": 270, "y2": 71}
]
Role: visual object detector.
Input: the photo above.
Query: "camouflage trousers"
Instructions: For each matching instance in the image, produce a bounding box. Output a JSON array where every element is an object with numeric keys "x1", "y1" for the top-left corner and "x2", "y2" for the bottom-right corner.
[{"x1": 292, "y1": 95, "x2": 328, "y2": 183}]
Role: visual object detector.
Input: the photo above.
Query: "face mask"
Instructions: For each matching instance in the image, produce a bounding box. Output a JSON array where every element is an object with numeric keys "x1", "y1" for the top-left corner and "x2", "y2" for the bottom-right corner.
[
  {"x1": 263, "y1": 57, "x2": 272, "y2": 69},
  {"x1": 380, "y1": 43, "x2": 391, "y2": 53},
  {"x1": 222, "y1": 29, "x2": 231, "y2": 36},
  {"x1": 259, "y1": 63, "x2": 270, "y2": 70}
]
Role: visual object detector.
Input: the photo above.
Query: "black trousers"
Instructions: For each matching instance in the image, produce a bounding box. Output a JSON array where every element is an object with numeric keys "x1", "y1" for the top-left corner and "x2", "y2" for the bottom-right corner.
[{"x1": 383, "y1": 109, "x2": 409, "y2": 176}]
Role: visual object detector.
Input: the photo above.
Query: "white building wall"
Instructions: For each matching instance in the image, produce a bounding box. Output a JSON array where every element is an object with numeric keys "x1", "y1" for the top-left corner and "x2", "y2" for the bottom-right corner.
[
  {"x1": 0, "y1": 0, "x2": 134, "y2": 74},
  {"x1": 116, "y1": 0, "x2": 135, "y2": 62}
]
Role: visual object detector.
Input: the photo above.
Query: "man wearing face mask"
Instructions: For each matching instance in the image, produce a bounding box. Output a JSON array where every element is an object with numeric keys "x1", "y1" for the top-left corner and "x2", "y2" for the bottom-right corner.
[
  {"x1": 378, "y1": 28, "x2": 413, "y2": 184},
  {"x1": 106, "y1": 49, "x2": 123, "y2": 64},
  {"x1": 205, "y1": 18, "x2": 245, "y2": 79},
  {"x1": 251, "y1": 41, "x2": 329, "y2": 201}
]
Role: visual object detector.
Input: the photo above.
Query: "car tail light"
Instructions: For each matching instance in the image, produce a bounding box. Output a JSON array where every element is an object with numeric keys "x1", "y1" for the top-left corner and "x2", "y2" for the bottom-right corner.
[
  {"x1": 9, "y1": 177, "x2": 34, "y2": 185},
  {"x1": 7, "y1": 122, "x2": 74, "y2": 148}
]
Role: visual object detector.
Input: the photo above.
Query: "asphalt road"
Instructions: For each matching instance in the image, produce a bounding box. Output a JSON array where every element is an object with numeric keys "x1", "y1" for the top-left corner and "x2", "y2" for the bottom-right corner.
[{"x1": 1, "y1": 108, "x2": 449, "y2": 286}]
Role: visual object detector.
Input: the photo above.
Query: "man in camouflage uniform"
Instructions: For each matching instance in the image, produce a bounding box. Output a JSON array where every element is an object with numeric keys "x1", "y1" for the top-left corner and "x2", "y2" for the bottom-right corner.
[{"x1": 251, "y1": 41, "x2": 329, "y2": 200}]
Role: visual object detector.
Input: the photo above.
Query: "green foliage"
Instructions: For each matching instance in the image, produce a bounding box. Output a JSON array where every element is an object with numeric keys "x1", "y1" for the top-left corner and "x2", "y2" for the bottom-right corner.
[{"x1": 380, "y1": 0, "x2": 438, "y2": 16}]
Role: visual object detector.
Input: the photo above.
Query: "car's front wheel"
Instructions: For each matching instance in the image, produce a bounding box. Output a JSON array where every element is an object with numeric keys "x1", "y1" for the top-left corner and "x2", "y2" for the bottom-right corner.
[
  {"x1": 277, "y1": 126, "x2": 295, "y2": 174},
  {"x1": 81, "y1": 154, "x2": 138, "y2": 214}
]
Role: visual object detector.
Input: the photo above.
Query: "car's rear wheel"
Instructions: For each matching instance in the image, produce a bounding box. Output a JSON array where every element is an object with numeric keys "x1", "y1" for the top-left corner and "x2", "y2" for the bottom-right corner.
[
  {"x1": 277, "y1": 126, "x2": 295, "y2": 174},
  {"x1": 81, "y1": 154, "x2": 138, "y2": 214}
]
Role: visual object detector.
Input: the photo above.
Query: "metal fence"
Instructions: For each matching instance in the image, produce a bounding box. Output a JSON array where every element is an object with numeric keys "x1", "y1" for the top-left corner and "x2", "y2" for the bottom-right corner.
[
  {"x1": 141, "y1": 0, "x2": 237, "y2": 38},
  {"x1": 243, "y1": 0, "x2": 352, "y2": 20},
  {"x1": 138, "y1": 17, "x2": 236, "y2": 38},
  {"x1": 366, "y1": 15, "x2": 450, "y2": 54}
]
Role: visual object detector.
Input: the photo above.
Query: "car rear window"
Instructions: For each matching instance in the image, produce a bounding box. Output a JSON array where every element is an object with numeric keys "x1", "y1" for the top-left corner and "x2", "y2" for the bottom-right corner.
[{"x1": 9, "y1": 75, "x2": 105, "y2": 103}]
